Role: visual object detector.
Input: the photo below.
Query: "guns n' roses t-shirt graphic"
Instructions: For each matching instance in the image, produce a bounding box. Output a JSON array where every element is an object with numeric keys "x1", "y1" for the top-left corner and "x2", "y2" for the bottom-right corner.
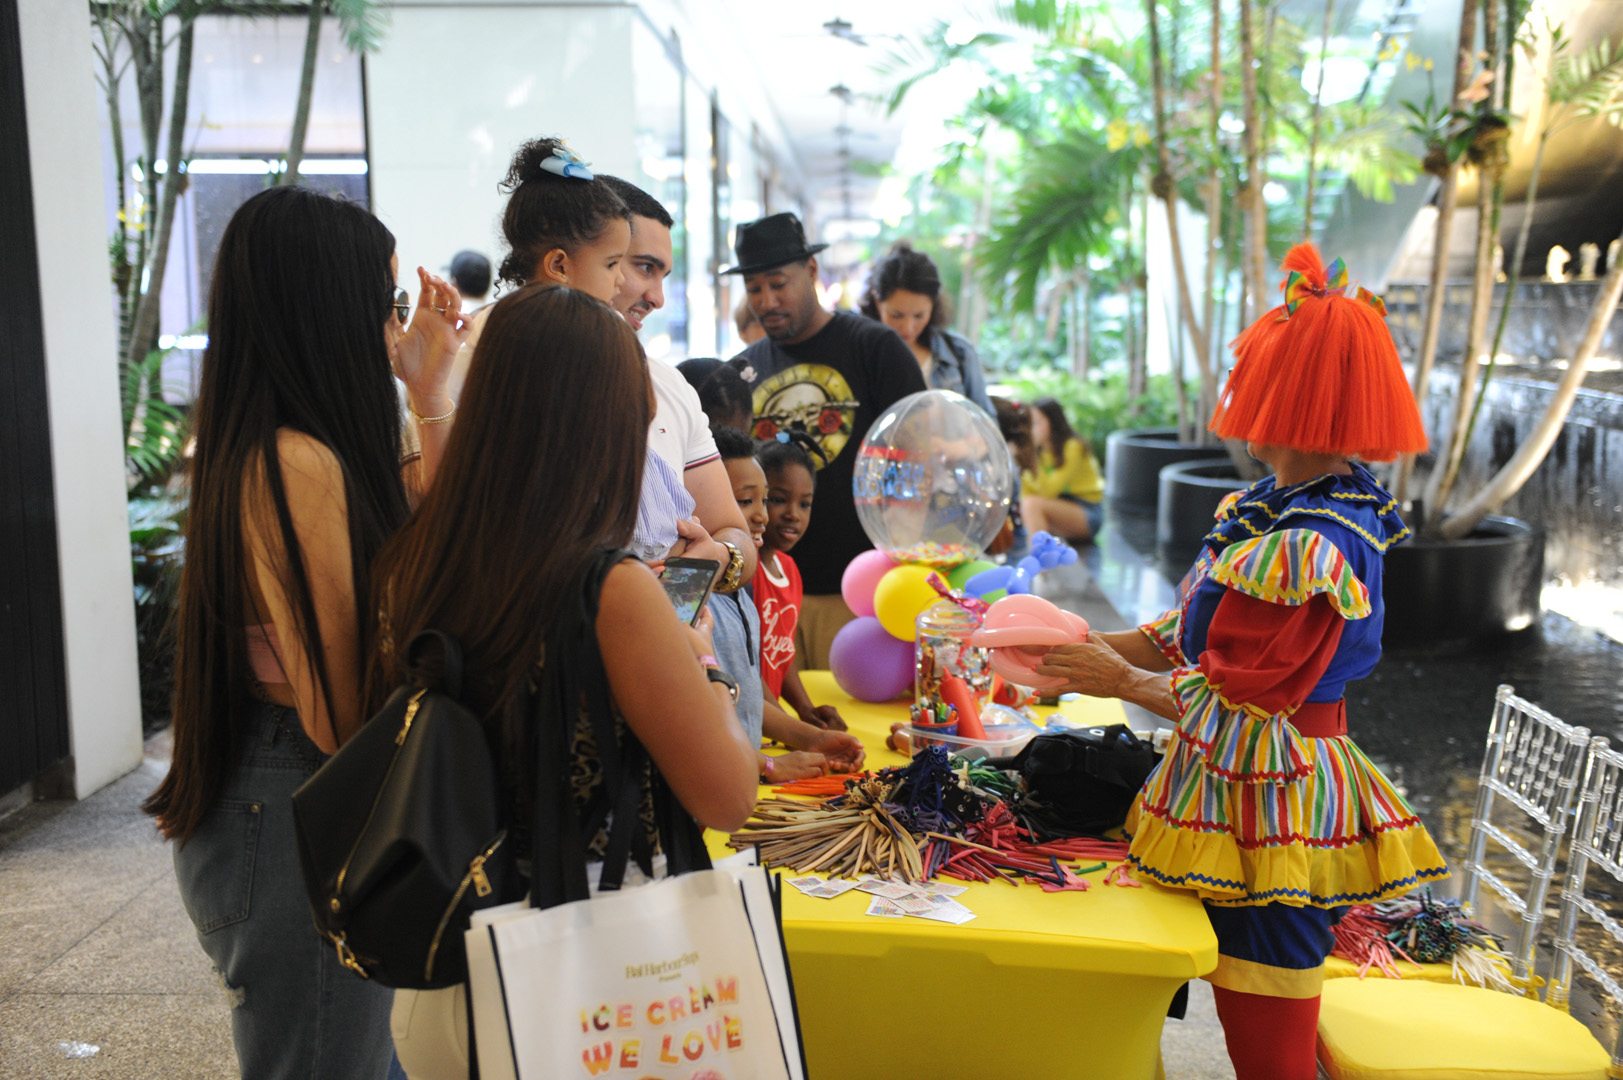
[
  {"x1": 749, "y1": 365, "x2": 859, "y2": 469},
  {"x1": 731, "y1": 311, "x2": 927, "y2": 595}
]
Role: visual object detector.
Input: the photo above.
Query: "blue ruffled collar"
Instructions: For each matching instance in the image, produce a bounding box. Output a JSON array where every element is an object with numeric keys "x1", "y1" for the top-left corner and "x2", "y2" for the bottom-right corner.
[{"x1": 1205, "y1": 462, "x2": 1410, "y2": 555}]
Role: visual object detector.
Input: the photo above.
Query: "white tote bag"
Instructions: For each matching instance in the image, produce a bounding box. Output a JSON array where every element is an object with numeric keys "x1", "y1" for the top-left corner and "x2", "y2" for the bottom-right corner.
[{"x1": 466, "y1": 863, "x2": 805, "y2": 1080}]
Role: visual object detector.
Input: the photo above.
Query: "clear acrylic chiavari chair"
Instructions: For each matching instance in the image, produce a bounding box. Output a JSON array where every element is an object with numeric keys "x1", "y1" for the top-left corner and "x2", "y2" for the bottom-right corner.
[
  {"x1": 1459, "y1": 684, "x2": 1595, "y2": 982},
  {"x1": 1548, "y1": 737, "x2": 1623, "y2": 1073}
]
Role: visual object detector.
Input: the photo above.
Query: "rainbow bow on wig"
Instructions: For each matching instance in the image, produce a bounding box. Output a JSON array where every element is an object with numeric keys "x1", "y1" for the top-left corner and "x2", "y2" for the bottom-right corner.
[{"x1": 1281, "y1": 255, "x2": 1388, "y2": 318}]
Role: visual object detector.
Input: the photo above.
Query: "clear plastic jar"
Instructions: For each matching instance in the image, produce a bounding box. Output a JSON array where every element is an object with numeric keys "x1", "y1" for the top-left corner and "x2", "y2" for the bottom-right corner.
[{"x1": 914, "y1": 601, "x2": 992, "y2": 714}]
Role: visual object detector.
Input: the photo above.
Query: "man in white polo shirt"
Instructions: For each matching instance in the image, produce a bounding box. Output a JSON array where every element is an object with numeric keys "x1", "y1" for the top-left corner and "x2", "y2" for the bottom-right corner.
[{"x1": 600, "y1": 174, "x2": 756, "y2": 593}]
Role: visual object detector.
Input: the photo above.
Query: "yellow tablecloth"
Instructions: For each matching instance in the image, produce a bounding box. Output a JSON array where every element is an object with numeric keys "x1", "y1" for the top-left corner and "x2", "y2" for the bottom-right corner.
[{"x1": 708, "y1": 672, "x2": 1218, "y2": 1080}]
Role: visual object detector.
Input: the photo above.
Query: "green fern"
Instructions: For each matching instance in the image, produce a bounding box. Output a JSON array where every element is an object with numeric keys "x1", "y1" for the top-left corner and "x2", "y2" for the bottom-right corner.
[
  {"x1": 1320, "y1": 110, "x2": 1422, "y2": 202},
  {"x1": 977, "y1": 133, "x2": 1130, "y2": 313},
  {"x1": 1552, "y1": 34, "x2": 1623, "y2": 126},
  {"x1": 874, "y1": 20, "x2": 1011, "y2": 116},
  {"x1": 121, "y1": 342, "x2": 191, "y2": 494}
]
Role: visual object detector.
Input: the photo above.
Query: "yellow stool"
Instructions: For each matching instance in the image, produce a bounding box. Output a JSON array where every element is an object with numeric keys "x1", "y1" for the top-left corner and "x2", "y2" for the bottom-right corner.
[
  {"x1": 1322, "y1": 950, "x2": 1530, "y2": 988},
  {"x1": 1321, "y1": 955, "x2": 1458, "y2": 984},
  {"x1": 1317, "y1": 977, "x2": 1608, "y2": 1080}
]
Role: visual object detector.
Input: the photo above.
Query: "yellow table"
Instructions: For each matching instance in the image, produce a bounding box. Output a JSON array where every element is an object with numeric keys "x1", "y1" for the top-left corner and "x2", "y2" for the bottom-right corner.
[{"x1": 710, "y1": 672, "x2": 1218, "y2": 1080}]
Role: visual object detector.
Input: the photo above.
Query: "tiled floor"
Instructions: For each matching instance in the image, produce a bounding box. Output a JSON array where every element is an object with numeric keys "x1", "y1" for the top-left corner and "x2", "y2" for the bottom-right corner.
[
  {"x1": 0, "y1": 543, "x2": 1237, "y2": 1079},
  {"x1": 0, "y1": 751, "x2": 236, "y2": 1079}
]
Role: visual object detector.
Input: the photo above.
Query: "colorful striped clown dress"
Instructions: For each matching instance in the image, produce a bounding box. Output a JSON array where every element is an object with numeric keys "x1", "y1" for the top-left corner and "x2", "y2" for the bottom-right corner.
[{"x1": 1127, "y1": 462, "x2": 1448, "y2": 999}]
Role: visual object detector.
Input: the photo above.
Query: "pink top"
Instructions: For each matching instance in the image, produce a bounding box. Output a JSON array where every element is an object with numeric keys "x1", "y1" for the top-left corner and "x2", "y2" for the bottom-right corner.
[{"x1": 245, "y1": 624, "x2": 290, "y2": 687}]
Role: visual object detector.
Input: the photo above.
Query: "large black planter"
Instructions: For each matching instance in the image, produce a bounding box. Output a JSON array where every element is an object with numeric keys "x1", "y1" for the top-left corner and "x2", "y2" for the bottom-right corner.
[
  {"x1": 1105, "y1": 427, "x2": 1229, "y2": 514},
  {"x1": 1157, "y1": 460, "x2": 1249, "y2": 570},
  {"x1": 1382, "y1": 516, "x2": 1544, "y2": 646}
]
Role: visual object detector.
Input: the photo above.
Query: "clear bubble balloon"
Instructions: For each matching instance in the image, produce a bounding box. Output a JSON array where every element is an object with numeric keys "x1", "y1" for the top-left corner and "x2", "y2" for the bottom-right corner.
[{"x1": 852, "y1": 390, "x2": 1014, "y2": 566}]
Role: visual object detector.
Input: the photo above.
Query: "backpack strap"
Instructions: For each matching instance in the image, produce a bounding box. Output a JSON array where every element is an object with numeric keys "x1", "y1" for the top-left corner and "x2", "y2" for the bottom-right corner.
[
  {"x1": 529, "y1": 549, "x2": 648, "y2": 906},
  {"x1": 530, "y1": 548, "x2": 715, "y2": 905},
  {"x1": 529, "y1": 645, "x2": 591, "y2": 907}
]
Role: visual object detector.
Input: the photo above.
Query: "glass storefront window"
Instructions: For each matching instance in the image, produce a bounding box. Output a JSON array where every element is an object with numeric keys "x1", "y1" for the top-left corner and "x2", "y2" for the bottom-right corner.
[
  {"x1": 684, "y1": 79, "x2": 718, "y2": 359},
  {"x1": 630, "y1": 16, "x2": 687, "y2": 362},
  {"x1": 100, "y1": 12, "x2": 367, "y2": 402}
]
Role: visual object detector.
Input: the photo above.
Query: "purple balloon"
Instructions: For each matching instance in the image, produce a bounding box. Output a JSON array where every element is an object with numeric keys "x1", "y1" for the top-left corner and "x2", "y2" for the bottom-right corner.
[{"x1": 829, "y1": 616, "x2": 915, "y2": 703}]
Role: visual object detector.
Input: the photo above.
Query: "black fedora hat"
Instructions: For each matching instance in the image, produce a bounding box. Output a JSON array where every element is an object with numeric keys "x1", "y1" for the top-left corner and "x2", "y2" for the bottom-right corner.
[{"x1": 722, "y1": 212, "x2": 828, "y2": 276}]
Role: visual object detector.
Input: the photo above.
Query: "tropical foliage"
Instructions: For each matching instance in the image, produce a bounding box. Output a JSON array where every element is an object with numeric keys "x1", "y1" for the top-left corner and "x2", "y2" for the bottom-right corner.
[{"x1": 873, "y1": 0, "x2": 1420, "y2": 451}]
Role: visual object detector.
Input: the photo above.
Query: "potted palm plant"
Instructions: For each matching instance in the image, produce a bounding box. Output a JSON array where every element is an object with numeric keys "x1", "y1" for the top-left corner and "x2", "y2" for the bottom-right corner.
[{"x1": 1383, "y1": 9, "x2": 1623, "y2": 644}]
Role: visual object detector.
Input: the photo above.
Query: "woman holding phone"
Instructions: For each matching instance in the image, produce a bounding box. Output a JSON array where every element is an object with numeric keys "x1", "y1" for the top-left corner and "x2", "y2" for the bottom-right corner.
[{"x1": 377, "y1": 285, "x2": 758, "y2": 1078}]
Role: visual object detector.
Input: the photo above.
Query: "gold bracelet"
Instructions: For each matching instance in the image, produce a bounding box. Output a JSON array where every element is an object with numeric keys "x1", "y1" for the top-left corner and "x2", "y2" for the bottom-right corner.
[{"x1": 409, "y1": 399, "x2": 456, "y2": 424}]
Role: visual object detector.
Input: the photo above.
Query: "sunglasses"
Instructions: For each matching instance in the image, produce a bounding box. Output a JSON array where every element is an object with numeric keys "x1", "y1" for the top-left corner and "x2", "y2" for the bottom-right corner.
[{"x1": 391, "y1": 287, "x2": 409, "y2": 326}]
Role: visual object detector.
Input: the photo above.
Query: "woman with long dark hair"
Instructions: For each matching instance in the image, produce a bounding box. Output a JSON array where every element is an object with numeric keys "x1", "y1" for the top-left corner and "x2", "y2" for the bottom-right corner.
[
  {"x1": 859, "y1": 241, "x2": 992, "y2": 413},
  {"x1": 861, "y1": 242, "x2": 1023, "y2": 555},
  {"x1": 1021, "y1": 397, "x2": 1105, "y2": 542},
  {"x1": 376, "y1": 286, "x2": 758, "y2": 1078},
  {"x1": 143, "y1": 185, "x2": 467, "y2": 1078}
]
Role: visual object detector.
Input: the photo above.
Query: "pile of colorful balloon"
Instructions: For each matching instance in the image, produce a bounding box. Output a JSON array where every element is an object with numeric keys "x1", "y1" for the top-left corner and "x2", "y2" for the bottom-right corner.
[{"x1": 828, "y1": 531, "x2": 1082, "y2": 703}]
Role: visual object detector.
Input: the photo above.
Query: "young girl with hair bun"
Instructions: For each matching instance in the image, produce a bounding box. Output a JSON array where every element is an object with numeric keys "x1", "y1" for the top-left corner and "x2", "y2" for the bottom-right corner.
[
  {"x1": 1034, "y1": 244, "x2": 1441, "y2": 1080},
  {"x1": 445, "y1": 137, "x2": 631, "y2": 402},
  {"x1": 495, "y1": 136, "x2": 630, "y2": 301}
]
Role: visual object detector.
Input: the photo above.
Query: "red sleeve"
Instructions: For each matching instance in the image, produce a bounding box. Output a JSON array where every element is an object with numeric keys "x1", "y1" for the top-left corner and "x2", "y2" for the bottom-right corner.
[{"x1": 1197, "y1": 591, "x2": 1345, "y2": 715}]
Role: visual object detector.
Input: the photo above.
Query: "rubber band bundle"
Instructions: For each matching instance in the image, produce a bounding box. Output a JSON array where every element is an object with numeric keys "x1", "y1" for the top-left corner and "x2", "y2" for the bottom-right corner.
[{"x1": 729, "y1": 747, "x2": 1134, "y2": 891}]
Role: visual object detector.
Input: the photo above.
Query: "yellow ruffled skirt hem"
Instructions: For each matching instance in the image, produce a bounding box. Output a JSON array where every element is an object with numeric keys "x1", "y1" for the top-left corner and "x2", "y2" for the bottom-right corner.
[
  {"x1": 1126, "y1": 803, "x2": 1449, "y2": 907},
  {"x1": 1125, "y1": 715, "x2": 1449, "y2": 907}
]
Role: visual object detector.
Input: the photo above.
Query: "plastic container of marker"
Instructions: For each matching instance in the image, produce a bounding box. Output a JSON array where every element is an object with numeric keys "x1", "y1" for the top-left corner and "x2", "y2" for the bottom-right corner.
[{"x1": 914, "y1": 601, "x2": 992, "y2": 719}]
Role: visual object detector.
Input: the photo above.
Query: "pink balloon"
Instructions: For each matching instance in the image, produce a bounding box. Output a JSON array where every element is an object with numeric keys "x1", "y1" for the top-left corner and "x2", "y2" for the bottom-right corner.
[
  {"x1": 840, "y1": 549, "x2": 897, "y2": 619},
  {"x1": 969, "y1": 594, "x2": 1090, "y2": 690},
  {"x1": 829, "y1": 617, "x2": 915, "y2": 703}
]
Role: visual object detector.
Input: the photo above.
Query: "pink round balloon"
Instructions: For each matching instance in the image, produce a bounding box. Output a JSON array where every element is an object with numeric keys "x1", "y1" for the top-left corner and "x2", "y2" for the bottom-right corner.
[
  {"x1": 969, "y1": 594, "x2": 1089, "y2": 690},
  {"x1": 840, "y1": 549, "x2": 897, "y2": 619},
  {"x1": 829, "y1": 617, "x2": 915, "y2": 702}
]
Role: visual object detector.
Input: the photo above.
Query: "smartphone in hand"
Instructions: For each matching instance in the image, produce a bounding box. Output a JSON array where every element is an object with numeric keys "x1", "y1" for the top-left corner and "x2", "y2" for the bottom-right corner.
[{"x1": 659, "y1": 557, "x2": 720, "y2": 626}]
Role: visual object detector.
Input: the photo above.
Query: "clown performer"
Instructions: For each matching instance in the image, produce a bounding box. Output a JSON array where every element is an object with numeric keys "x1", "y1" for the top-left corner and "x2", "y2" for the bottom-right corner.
[{"x1": 1033, "y1": 244, "x2": 1447, "y2": 1080}]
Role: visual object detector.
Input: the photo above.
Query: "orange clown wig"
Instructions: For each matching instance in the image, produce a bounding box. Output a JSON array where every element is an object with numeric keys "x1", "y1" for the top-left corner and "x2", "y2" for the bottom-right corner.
[{"x1": 1209, "y1": 243, "x2": 1426, "y2": 461}]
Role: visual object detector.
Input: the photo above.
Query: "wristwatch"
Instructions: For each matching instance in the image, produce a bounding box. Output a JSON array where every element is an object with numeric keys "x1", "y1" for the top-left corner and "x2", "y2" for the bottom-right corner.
[
  {"x1": 716, "y1": 540, "x2": 746, "y2": 594},
  {"x1": 705, "y1": 665, "x2": 740, "y2": 703}
]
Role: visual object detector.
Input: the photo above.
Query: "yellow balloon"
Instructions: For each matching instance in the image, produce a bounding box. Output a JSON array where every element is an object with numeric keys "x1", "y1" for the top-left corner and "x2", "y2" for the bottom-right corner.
[{"x1": 872, "y1": 564, "x2": 940, "y2": 640}]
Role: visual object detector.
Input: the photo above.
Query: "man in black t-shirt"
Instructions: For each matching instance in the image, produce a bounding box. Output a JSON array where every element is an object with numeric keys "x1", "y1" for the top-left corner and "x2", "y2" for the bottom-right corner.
[{"x1": 726, "y1": 213, "x2": 927, "y2": 669}]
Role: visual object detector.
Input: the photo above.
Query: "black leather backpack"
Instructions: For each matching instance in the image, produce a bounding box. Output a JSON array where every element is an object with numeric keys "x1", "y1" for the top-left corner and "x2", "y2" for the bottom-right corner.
[{"x1": 291, "y1": 631, "x2": 519, "y2": 989}]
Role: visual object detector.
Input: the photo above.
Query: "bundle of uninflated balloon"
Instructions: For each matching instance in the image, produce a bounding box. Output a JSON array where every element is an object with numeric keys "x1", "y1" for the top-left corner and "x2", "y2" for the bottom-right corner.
[
  {"x1": 728, "y1": 746, "x2": 1132, "y2": 890},
  {"x1": 1330, "y1": 890, "x2": 1515, "y2": 990},
  {"x1": 829, "y1": 387, "x2": 1086, "y2": 705}
]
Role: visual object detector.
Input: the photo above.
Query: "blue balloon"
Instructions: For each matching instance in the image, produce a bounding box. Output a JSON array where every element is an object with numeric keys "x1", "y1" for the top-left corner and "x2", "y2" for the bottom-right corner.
[
  {"x1": 964, "y1": 566, "x2": 1015, "y2": 597},
  {"x1": 963, "y1": 533, "x2": 1079, "y2": 597},
  {"x1": 1029, "y1": 531, "x2": 1070, "y2": 567}
]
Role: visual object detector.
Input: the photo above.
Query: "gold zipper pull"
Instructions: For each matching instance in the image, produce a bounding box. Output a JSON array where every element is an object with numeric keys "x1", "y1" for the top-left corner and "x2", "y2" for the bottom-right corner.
[
  {"x1": 395, "y1": 690, "x2": 427, "y2": 746},
  {"x1": 470, "y1": 856, "x2": 492, "y2": 898}
]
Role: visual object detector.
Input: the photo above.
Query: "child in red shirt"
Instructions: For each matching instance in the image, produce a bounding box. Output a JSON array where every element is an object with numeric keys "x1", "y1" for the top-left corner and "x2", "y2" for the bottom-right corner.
[{"x1": 755, "y1": 436, "x2": 847, "y2": 731}]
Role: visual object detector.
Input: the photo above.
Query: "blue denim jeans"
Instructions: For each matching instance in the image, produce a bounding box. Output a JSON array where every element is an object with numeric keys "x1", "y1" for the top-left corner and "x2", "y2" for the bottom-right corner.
[{"x1": 173, "y1": 701, "x2": 396, "y2": 1079}]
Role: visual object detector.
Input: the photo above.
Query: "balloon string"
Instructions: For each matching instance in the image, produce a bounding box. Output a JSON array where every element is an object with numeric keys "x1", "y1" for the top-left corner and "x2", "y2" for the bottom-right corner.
[{"x1": 926, "y1": 572, "x2": 990, "y2": 617}]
